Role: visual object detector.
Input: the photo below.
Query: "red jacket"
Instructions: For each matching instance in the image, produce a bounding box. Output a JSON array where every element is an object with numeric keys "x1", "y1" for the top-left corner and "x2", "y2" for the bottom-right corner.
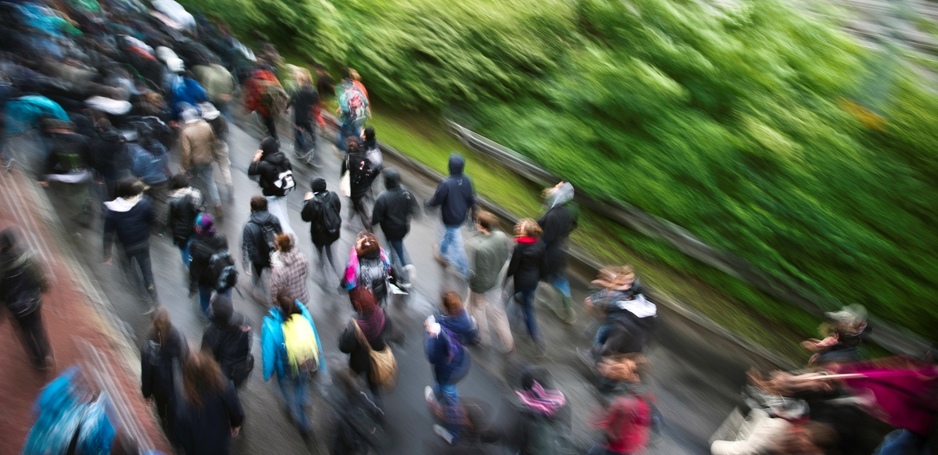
[
  {"x1": 244, "y1": 69, "x2": 281, "y2": 117},
  {"x1": 596, "y1": 394, "x2": 651, "y2": 454}
]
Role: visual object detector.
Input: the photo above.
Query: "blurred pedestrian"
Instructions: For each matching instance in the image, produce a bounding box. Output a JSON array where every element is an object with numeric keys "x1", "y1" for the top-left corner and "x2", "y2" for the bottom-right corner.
[
  {"x1": 189, "y1": 213, "x2": 231, "y2": 317},
  {"x1": 174, "y1": 350, "x2": 244, "y2": 454},
  {"x1": 261, "y1": 293, "x2": 325, "y2": 439},
  {"x1": 342, "y1": 232, "x2": 394, "y2": 306},
  {"x1": 201, "y1": 294, "x2": 254, "y2": 387},
  {"x1": 468, "y1": 211, "x2": 513, "y2": 353},
  {"x1": 241, "y1": 195, "x2": 283, "y2": 302},
  {"x1": 539, "y1": 181, "x2": 578, "y2": 324},
  {"x1": 127, "y1": 127, "x2": 171, "y2": 233},
  {"x1": 166, "y1": 172, "x2": 203, "y2": 268},
  {"x1": 801, "y1": 304, "x2": 871, "y2": 366},
  {"x1": 179, "y1": 105, "x2": 221, "y2": 218},
  {"x1": 248, "y1": 136, "x2": 296, "y2": 236},
  {"x1": 371, "y1": 168, "x2": 420, "y2": 288},
  {"x1": 424, "y1": 311, "x2": 472, "y2": 442},
  {"x1": 338, "y1": 287, "x2": 392, "y2": 404},
  {"x1": 37, "y1": 118, "x2": 93, "y2": 230},
  {"x1": 590, "y1": 354, "x2": 655, "y2": 455},
  {"x1": 192, "y1": 60, "x2": 235, "y2": 122},
  {"x1": 244, "y1": 62, "x2": 284, "y2": 139},
  {"x1": 200, "y1": 102, "x2": 234, "y2": 202},
  {"x1": 425, "y1": 153, "x2": 476, "y2": 280},
  {"x1": 0, "y1": 228, "x2": 53, "y2": 370},
  {"x1": 141, "y1": 306, "x2": 189, "y2": 441},
  {"x1": 286, "y1": 70, "x2": 319, "y2": 159},
  {"x1": 506, "y1": 218, "x2": 546, "y2": 346},
  {"x1": 103, "y1": 177, "x2": 157, "y2": 301},
  {"x1": 437, "y1": 291, "x2": 479, "y2": 346},
  {"x1": 488, "y1": 366, "x2": 574, "y2": 454},
  {"x1": 269, "y1": 233, "x2": 310, "y2": 307},
  {"x1": 301, "y1": 177, "x2": 342, "y2": 284},
  {"x1": 328, "y1": 368, "x2": 386, "y2": 454},
  {"x1": 586, "y1": 265, "x2": 656, "y2": 363},
  {"x1": 335, "y1": 68, "x2": 369, "y2": 152},
  {"x1": 343, "y1": 138, "x2": 378, "y2": 230}
]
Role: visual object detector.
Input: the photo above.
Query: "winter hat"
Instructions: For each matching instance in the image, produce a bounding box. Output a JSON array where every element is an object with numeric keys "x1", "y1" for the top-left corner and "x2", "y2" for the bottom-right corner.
[
  {"x1": 260, "y1": 136, "x2": 279, "y2": 157},
  {"x1": 210, "y1": 294, "x2": 233, "y2": 325},
  {"x1": 194, "y1": 213, "x2": 216, "y2": 236},
  {"x1": 310, "y1": 177, "x2": 327, "y2": 193}
]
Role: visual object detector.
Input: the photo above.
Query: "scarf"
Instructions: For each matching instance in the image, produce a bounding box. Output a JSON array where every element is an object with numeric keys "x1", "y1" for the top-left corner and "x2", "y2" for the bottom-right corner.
[{"x1": 516, "y1": 381, "x2": 567, "y2": 417}]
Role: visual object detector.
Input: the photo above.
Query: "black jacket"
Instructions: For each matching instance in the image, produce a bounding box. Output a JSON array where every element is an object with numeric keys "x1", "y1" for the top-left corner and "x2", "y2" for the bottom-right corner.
[
  {"x1": 89, "y1": 126, "x2": 130, "y2": 180},
  {"x1": 301, "y1": 189, "x2": 342, "y2": 245},
  {"x1": 189, "y1": 233, "x2": 228, "y2": 289},
  {"x1": 346, "y1": 152, "x2": 378, "y2": 199},
  {"x1": 538, "y1": 204, "x2": 577, "y2": 277},
  {"x1": 288, "y1": 83, "x2": 319, "y2": 124},
  {"x1": 248, "y1": 145, "x2": 293, "y2": 197},
  {"x1": 507, "y1": 238, "x2": 546, "y2": 291},
  {"x1": 141, "y1": 326, "x2": 189, "y2": 425},
  {"x1": 201, "y1": 312, "x2": 252, "y2": 386},
  {"x1": 426, "y1": 155, "x2": 476, "y2": 226},
  {"x1": 167, "y1": 188, "x2": 202, "y2": 246},
  {"x1": 338, "y1": 312, "x2": 391, "y2": 378},
  {"x1": 371, "y1": 169, "x2": 420, "y2": 240},
  {"x1": 103, "y1": 196, "x2": 155, "y2": 256},
  {"x1": 241, "y1": 211, "x2": 282, "y2": 267},
  {"x1": 174, "y1": 380, "x2": 244, "y2": 455}
]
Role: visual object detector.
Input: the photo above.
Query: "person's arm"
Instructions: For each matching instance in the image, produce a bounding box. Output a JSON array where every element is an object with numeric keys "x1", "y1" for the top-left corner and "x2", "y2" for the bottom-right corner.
[
  {"x1": 370, "y1": 195, "x2": 385, "y2": 229},
  {"x1": 408, "y1": 189, "x2": 422, "y2": 218},
  {"x1": 260, "y1": 319, "x2": 275, "y2": 381},
  {"x1": 505, "y1": 246, "x2": 520, "y2": 280},
  {"x1": 180, "y1": 130, "x2": 192, "y2": 170},
  {"x1": 338, "y1": 320, "x2": 358, "y2": 354},
  {"x1": 247, "y1": 150, "x2": 263, "y2": 176},
  {"x1": 300, "y1": 198, "x2": 315, "y2": 222},
  {"x1": 241, "y1": 223, "x2": 254, "y2": 271},
  {"x1": 425, "y1": 182, "x2": 447, "y2": 209},
  {"x1": 222, "y1": 380, "x2": 245, "y2": 430},
  {"x1": 140, "y1": 343, "x2": 153, "y2": 399}
]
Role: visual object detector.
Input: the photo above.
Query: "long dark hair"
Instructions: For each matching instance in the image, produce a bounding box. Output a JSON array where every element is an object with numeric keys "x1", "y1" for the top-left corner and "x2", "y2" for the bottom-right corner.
[{"x1": 182, "y1": 350, "x2": 225, "y2": 409}]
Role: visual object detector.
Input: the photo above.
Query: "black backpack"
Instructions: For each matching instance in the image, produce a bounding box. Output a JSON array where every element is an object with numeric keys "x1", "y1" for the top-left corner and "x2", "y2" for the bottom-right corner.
[
  {"x1": 208, "y1": 250, "x2": 238, "y2": 292},
  {"x1": 315, "y1": 193, "x2": 342, "y2": 237},
  {"x1": 251, "y1": 219, "x2": 279, "y2": 259},
  {"x1": 358, "y1": 255, "x2": 389, "y2": 301}
]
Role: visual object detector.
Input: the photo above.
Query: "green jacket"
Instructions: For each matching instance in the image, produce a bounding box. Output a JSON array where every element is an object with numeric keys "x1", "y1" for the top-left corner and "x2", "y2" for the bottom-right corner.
[{"x1": 469, "y1": 230, "x2": 511, "y2": 293}]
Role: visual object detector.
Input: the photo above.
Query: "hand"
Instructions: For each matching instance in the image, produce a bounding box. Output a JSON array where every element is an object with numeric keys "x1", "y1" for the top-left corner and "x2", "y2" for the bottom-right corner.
[
  {"x1": 38, "y1": 180, "x2": 49, "y2": 188},
  {"x1": 103, "y1": 256, "x2": 112, "y2": 265},
  {"x1": 232, "y1": 426, "x2": 241, "y2": 437},
  {"x1": 244, "y1": 267, "x2": 252, "y2": 277},
  {"x1": 304, "y1": 192, "x2": 313, "y2": 201},
  {"x1": 252, "y1": 150, "x2": 263, "y2": 163}
]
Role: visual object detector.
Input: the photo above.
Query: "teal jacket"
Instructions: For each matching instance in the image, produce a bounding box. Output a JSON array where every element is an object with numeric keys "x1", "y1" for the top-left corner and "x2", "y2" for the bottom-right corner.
[{"x1": 261, "y1": 300, "x2": 326, "y2": 380}]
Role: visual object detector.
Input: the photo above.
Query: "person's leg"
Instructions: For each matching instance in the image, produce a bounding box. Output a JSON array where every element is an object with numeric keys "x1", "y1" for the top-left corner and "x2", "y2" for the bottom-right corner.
[
  {"x1": 15, "y1": 309, "x2": 51, "y2": 368},
  {"x1": 293, "y1": 373, "x2": 312, "y2": 433},
  {"x1": 324, "y1": 240, "x2": 338, "y2": 277},
  {"x1": 179, "y1": 236, "x2": 192, "y2": 269},
  {"x1": 520, "y1": 286, "x2": 540, "y2": 343},
  {"x1": 134, "y1": 243, "x2": 156, "y2": 294},
  {"x1": 263, "y1": 113, "x2": 278, "y2": 140},
  {"x1": 433, "y1": 382, "x2": 463, "y2": 437},
  {"x1": 549, "y1": 271, "x2": 575, "y2": 323},
  {"x1": 212, "y1": 141, "x2": 233, "y2": 198},
  {"x1": 192, "y1": 164, "x2": 220, "y2": 209},
  {"x1": 468, "y1": 292, "x2": 491, "y2": 346},
  {"x1": 265, "y1": 196, "x2": 294, "y2": 236},
  {"x1": 485, "y1": 287, "x2": 514, "y2": 352},
  {"x1": 445, "y1": 226, "x2": 470, "y2": 279},
  {"x1": 198, "y1": 284, "x2": 213, "y2": 316}
]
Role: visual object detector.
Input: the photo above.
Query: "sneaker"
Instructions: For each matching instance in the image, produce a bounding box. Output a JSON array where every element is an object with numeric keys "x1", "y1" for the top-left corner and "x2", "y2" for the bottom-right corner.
[
  {"x1": 424, "y1": 386, "x2": 435, "y2": 404},
  {"x1": 399, "y1": 281, "x2": 413, "y2": 290},
  {"x1": 403, "y1": 264, "x2": 416, "y2": 282},
  {"x1": 562, "y1": 307, "x2": 577, "y2": 325},
  {"x1": 433, "y1": 424, "x2": 455, "y2": 445}
]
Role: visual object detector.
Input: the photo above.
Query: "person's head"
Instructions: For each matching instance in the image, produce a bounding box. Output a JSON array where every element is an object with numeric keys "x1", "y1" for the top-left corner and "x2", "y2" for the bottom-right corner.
[
  {"x1": 447, "y1": 153, "x2": 465, "y2": 176},
  {"x1": 194, "y1": 213, "x2": 216, "y2": 237},
  {"x1": 441, "y1": 291, "x2": 463, "y2": 316},
  {"x1": 349, "y1": 286, "x2": 378, "y2": 314},
  {"x1": 275, "y1": 233, "x2": 293, "y2": 253},
  {"x1": 475, "y1": 211, "x2": 498, "y2": 234},
  {"x1": 277, "y1": 293, "x2": 299, "y2": 315},
  {"x1": 210, "y1": 294, "x2": 233, "y2": 325},
  {"x1": 115, "y1": 177, "x2": 146, "y2": 199},
  {"x1": 250, "y1": 195, "x2": 268, "y2": 213},
  {"x1": 170, "y1": 172, "x2": 190, "y2": 190},
  {"x1": 363, "y1": 126, "x2": 375, "y2": 142},
  {"x1": 41, "y1": 118, "x2": 75, "y2": 133},
  {"x1": 311, "y1": 177, "x2": 327, "y2": 193},
  {"x1": 346, "y1": 136, "x2": 361, "y2": 154},
  {"x1": 592, "y1": 265, "x2": 636, "y2": 291},
  {"x1": 825, "y1": 304, "x2": 867, "y2": 336},
  {"x1": 597, "y1": 353, "x2": 649, "y2": 384},
  {"x1": 182, "y1": 350, "x2": 224, "y2": 409},
  {"x1": 514, "y1": 218, "x2": 542, "y2": 238},
  {"x1": 383, "y1": 168, "x2": 400, "y2": 190},
  {"x1": 260, "y1": 136, "x2": 279, "y2": 157},
  {"x1": 342, "y1": 67, "x2": 353, "y2": 80},
  {"x1": 149, "y1": 305, "x2": 172, "y2": 342},
  {"x1": 355, "y1": 232, "x2": 379, "y2": 257},
  {"x1": 349, "y1": 68, "x2": 361, "y2": 81}
]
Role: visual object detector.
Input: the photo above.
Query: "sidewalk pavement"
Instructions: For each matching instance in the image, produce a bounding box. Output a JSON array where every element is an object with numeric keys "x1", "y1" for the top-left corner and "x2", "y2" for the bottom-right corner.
[{"x1": 0, "y1": 166, "x2": 169, "y2": 454}]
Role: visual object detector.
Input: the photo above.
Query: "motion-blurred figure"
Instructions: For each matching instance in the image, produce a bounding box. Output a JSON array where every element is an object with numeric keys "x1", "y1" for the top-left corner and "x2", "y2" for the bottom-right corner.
[
  {"x1": 0, "y1": 227, "x2": 53, "y2": 370},
  {"x1": 539, "y1": 181, "x2": 578, "y2": 324},
  {"x1": 302, "y1": 177, "x2": 343, "y2": 284},
  {"x1": 342, "y1": 232, "x2": 394, "y2": 306},
  {"x1": 506, "y1": 218, "x2": 546, "y2": 346},
  {"x1": 201, "y1": 294, "x2": 253, "y2": 387},
  {"x1": 425, "y1": 153, "x2": 476, "y2": 280},
  {"x1": 248, "y1": 136, "x2": 295, "y2": 236},
  {"x1": 467, "y1": 210, "x2": 513, "y2": 353},
  {"x1": 166, "y1": 172, "x2": 203, "y2": 268},
  {"x1": 269, "y1": 233, "x2": 310, "y2": 307},
  {"x1": 174, "y1": 350, "x2": 244, "y2": 454},
  {"x1": 103, "y1": 178, "x2": 157, "y2": 301},
  {"x1": 338, "y1": 287, "x2": 393, "y2": 405},
  {"x1": 141, "y1": 306, "x2": 189, "y2": 442},
  {"x1": 241, "y1": 195, "x2": 283, "y2": 302},
  {"x1": 335, "y1": 67, "x2": 369, "y2": 152},
  {"x1": 371, "y1": 168, "x2": 420, "y2": 288}
]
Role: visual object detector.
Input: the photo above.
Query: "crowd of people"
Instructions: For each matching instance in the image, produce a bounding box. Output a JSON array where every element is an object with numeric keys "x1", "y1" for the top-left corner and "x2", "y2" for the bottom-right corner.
[{"x1": 0, "y1": 0, "x2": 935, "y2": 454}]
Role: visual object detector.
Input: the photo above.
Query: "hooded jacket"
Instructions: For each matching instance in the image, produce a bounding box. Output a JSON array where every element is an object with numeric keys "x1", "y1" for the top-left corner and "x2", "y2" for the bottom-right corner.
[
  {"x1": 338, "y1": 308, "x2": 391, "y2": 378},
  {"x1": 426, "y1": 154, "x2": 476, "y2": 227},
  {"x1": 425, "y1": 327, "x2": 471, "y2": 386},
  {"x1": 300, "y1": 178, "x2": 342, "y2": 245},
  {"x1": 507, "y1": 236, "x2": 546, "y2": 291},
  {"x1": 248, "y1": 137, "x2": 293, "y2": 197},
  {"x1": 103, "y1": 195, "x2": 155, "y2": 255},
  {"x1": 260, "y1": 301, "x2": 325, "y2": 380},
  {"x1": 89, "y1": 126, "x2": 131, "y2": 180},
  {"x1": 167, "y1": 186, "x2": 203, "y2": 246},
  {"x1": 346, "y1": 151, "x2": 378, "y2": 199},
  {"x1": 180, "y1": 118, "x2": 215, "y2": 169},
  {"x1": 189, "y1": 233, "x2": 228, "y2": 289},
  {"x1": 371, "y1": 169, "x2": 421, "y2": 240},
  {"x1": 201, "y1": 295, "x2": 253, "y2": 386},
  {"x1": 538, "y1": 182, "x2": 577, "y2": 277},
  {"x1": 438, "y1": 310, "x2": 479, "y2": 346},
  {"x1": 241, "y1": 210, "x2": 282, "y2": 268}
]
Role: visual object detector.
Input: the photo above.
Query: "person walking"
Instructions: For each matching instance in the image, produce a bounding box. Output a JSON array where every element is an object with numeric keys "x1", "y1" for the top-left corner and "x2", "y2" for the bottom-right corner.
[
  {"x1": 338, "y1": 287, "x2": 392, "y2": 404},
  {"x1": 201, "y1": 294, "x2": 254, "y2": 388},
  {"x1": 343, "y1": 138, "x2": 379, "y2": 230},
  {"x1": 301, "y1": 177, "x2": 342, "y2": 284},
  {"x1": 490, "y1": 366, "x2": 574, "y2": 454},
  {"x1": 261, "y1": 293, "x2": 325, "y2": 439},
  {"x1": 37, "y1": 118, "x2": 93, "y2": 230},
  {"x1": 127, "y1": 127, "x2": 171, "y2": 233},
  {"x1": 286, "y1": 71, "x2": 319, "y2": 160},
  {"x1": 173, "y1": 351, "x2": 245, "y2": 454},
  {"x1": 371, "y1": 168, "x2": 420, "y2": 288},
  {"x1": 437, "y1": 291, "x2": 479, "y2": 346},
  {"x1": 166, "y1": 173, "x2": 203, "y2": 268},
  {"x1": 200, "y1": 102, "x2": 234, "y2": 202},
  {"x1": 192, "y1": 60, "x2": 235, "y2": 121},
  {"x1": 506, "y1": 219, "x2": 546, "y2": 346},
  {"x1": 189, "y1": 213, "x2": 231, "y2": 317},
  {"x1": 335, "y1": 68, "x2": 369, "y2": 152},
  {"x1": 539, "y1": 182, "x2": 579, "y2": 323},
  {"x1": 589, "y1": 355, "x2": 655, "y2": 455},
  {"x1": 179, "y1": 106, "x2": 221, "y2": 218},
  {"x1": 0, "y1": 228, "x2": 53, "y2": 370},
  {"x1": 141, "y1": 306, "x2": 189, "y2": 442},
  {"x1": 103, "y1": 178, "x2": 158, "y2": 301},
  {"x1": 269, "y1": 233, "x2": 310, "y2": 307},
  {"x1": 424, "y1": 309, "x2": 472, "y2": 443},
  {"x1": 342, "y1": 232, "x2": 394, "y2": 306},
  {"x1": 244, "y1": 62, "x2": 285, "y2": 139},
  {"x1": 468, "y1": 211, "x2": 513, "y2": 353},
  {"x1": 248, "y1": 137, "x2": 296, "y2": 236},
  {"x1": 425, "y1": 153, "x2": 476, "y2": 280},
  {"x1": 241, "y1": 195, "x2": 283, "y2": 302}
]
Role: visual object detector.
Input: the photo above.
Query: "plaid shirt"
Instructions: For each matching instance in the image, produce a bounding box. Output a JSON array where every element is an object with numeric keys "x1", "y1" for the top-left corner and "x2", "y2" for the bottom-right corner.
[{"x1": 269, "y1": 250, "x2": 309, "y2": 306}]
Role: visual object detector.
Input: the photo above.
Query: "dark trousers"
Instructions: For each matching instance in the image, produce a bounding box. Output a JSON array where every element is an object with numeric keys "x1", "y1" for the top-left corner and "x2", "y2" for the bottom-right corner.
[
  {"x1": 122, "y1": 241, "x2": 155, "y2": 292},
  {"x1": 262, "y1": 113, "x2": 278, "y2": 140},
  {"x1": 294, "y1": 120, "x2": 315, "y2": 152},
  {"x1": 348, "y1": 197, "x2": 371, "y2": 230},
  {"x1": 14, "y1": 308, "x2": 51, "y2": 368},
  {"x1": 314, "y1": 241, "x2": 338, "y2": 276}
]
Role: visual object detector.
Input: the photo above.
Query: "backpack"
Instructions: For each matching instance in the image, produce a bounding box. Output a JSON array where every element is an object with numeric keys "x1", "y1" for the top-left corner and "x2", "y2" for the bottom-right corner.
[
  {"x1": 129, "y1": 143, "x2": 166, "y2": 185},
  {"x1": 273, "y1": 167, "x2": 296, "y2": 195},
  {"x1": 208, "y1": 250, "x2": 238, "y2": 292},
  {"x1": 251, "y1": 219, "x2": 279, "y2": 259},
  {"x1": 282, "y1": 313, "x2": 319, "y2": 376},
  {"x1": 258, "y1": 78, "x2": 287, "y2": 115},
  {"x1": 313, "y1": 193, "x2": 341, "y2": 236},
  {"x1": 358, "y1": 255, "x2": 388, "y2": 300},
  {"x1": 341, "y1": 84, "x2": 367, "y2": 124},
  {"x1": 347, "y1": 154, "x2": 376, "y2": 189}
]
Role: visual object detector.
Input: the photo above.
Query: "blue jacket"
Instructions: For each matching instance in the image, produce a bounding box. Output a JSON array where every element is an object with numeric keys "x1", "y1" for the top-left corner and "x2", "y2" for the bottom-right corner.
[
  {"x1": 426, "y1": 154, "x2": 476, "y2": 227},
  {"x1": 438, "y1": 310, "x2": 479, "y2": 346},
  {"x1": 129, "y1": 142, "x2": 169, "y2": 185},
  {"x1": 425, "y1": 328, "x2": 470, "y2": 385},
  {"x1": 261, "y1": 300, "x2": 326, "y2": 381}
]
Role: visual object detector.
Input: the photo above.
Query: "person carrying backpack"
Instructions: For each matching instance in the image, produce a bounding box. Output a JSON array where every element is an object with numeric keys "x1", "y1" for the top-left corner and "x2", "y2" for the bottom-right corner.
[
  {"x1": 244, "y1": 63, "x2": 285, "y2": 139},
  {"x1": 201, "y1": 294, "x2": 253, "y2": 387},
  {"x1": 539, "y1": 182, "x2": 579, "y2": 324},
  {"x1": 343, "y1": 232, "x2": 394, "y2": 306},
  {"x1": 189, "y1": 214, "x2": 233, "y2": 317},
  {"x1": 285, "y1": 71, "x2": 319, "y2": 159},
  {"x1": 488, "y1": 366, "x2": 574, "y2": 455},
  {"x1": 301, "y1": 177, "x2": 342, "y2": 283},
  {"x1": 0, "y1": 228, "x2": 53, "y2": 370},
  {"x1": 103, "y1": 178, "x2": 158, "y2": 302},
  {"x1": 335, "y1": 68, "x2": 369, "y2": 153},
  {"x1": 166, "y1": 173, "x2": 203, "y2": 268},
  {"x1": 248, "y1": 136, "x2": 295, "y2": 236},
  {"x1": 261, "y1": 293, "x2": 325, "y2": 439},
  {"x1": 590, "y1": 354, "x2": 656, "y2": 455},
  {"x1": 371, "y1": 168, "x2": 420, "y2": 289},
  {"x1": 338, "y1": 287, "x2": 393, "y2": 406},
  {"x1": 140, "y1": 306, "x2": 189, "y2": 444},
  {"x1": 241, "y1": 196, "x2": 283, "y2": 301},
  {"x1": 127, "y1": 128, "x2": 171, "y2": 232},
  {"x1": 343, "y1": 138, "x2": 378, "y2": 230}
]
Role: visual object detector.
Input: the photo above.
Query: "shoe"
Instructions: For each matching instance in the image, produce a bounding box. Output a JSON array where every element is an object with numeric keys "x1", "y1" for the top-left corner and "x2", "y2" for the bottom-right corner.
[
  {"x1": 433, "y1": 424, "x2": 455, "y2": 445},
  {"x1": 404, "y1": 264, "x2": 416, "y2": 282},
  {"x1": 399, "y1": 281, "x2": 412, "y2": 290},
  {"x1": 562, "y1": 307, "x2": 577, "y2": 325},
  {"x1": 424, "y1": 386, "x2": 435, "y2": 404},
  {"x1": 214, "y1": 205, "x2": 224, "y2": 220},
  {"x1": 146, "y1": 285, "x2": 158, "y2": 301}
]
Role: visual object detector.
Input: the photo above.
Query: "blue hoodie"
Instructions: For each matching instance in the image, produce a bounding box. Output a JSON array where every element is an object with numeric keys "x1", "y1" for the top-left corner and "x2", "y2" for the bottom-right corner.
[
  {"x1": 261, "y1": 300, "x2": 326, "y2": 380},
  {"x1": 426, "y1": 154, "x2": 476, "y2": 226},
  {"x1": 425, "y1": 321, "x2": 472, "y2": 385}
]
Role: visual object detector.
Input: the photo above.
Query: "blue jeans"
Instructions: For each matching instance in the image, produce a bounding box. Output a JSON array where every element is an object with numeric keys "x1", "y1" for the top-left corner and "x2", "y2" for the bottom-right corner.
[
  {"x1": 386, "y1": 237, "x2": 410, "y2": 281},
  {"x1": 433, "y1": 382, "x2": 463, "y2": 436},
  {"x1": 336, "y1": 121, "x2": 361, "y2": 152},
  {"x1": 518, "y1": 286, "x2": 540, "y2": 342},
  {"x1": 189, "y1": 163, "x2": 219, "y2": 208},
  {"x1": 439, "y1": 225, "x2": 470, "y2": 279},
  {"x1": 874, "y1": 429, "x2": 930, "y2": 455},
  {"x1": 278, "y1": 373, "x2": 311, "y2": 433},
  {"x1": 178, "y1": 238, "x2": 192, "y2": 269},
  {"x1": 546, "y1": 272, "x2": 571, "y2": 298},
  {"x1": 198, "y1": 285, "x2": 231, "y2": 317},
  {"x1": 294, "y1": 121, "x2": 315, "y2": 153}
]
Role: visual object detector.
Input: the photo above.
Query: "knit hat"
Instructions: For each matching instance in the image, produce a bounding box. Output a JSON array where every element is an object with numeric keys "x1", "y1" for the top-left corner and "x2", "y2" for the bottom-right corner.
[
  {"x1": 194, "y1": 213, "x2": 215, "y2": 236},
  {"x1": 211, "y1": 294, "x2": 233, "y2": 325},
  {"x1": 311, "y1": 177, "x2": 327, "y2": 193},
  {"x1": 260, "y1": 136, "x2": 279, "y2": 157}
]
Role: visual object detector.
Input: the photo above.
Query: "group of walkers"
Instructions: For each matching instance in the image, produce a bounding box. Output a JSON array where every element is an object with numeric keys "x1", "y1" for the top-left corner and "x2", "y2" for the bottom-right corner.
[{"x1": 1, "y1": 0, "x2": 935, "y2": 454}]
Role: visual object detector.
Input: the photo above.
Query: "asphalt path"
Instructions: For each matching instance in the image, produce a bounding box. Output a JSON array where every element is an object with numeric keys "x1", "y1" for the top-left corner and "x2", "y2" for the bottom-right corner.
[{"x1": 44, "y1": 112, "x2": 769, "y2": 454}]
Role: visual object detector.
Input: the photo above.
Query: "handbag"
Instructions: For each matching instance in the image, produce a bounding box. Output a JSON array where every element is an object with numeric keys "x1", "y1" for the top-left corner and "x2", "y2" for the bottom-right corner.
[
  {"x1": 353, "y1": 319, "x2": 397, "y2": 388},
  {"x1": 340, "y1": 157, "x2": 351, "y2": 197}
]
